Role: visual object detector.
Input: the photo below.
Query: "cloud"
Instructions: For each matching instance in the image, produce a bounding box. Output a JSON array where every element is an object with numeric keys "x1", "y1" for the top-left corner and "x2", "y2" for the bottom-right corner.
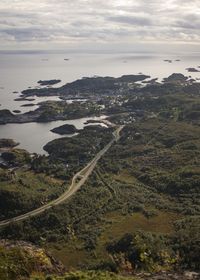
[
  {"x1": 107, "y1": 14, "x2": 153, "y2": 26},
  {"x1": 0, "y1": 0, "x2": 199, "y2": 50}
]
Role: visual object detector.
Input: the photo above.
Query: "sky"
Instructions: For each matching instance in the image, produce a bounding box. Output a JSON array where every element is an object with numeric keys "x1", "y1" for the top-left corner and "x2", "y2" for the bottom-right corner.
[{"x1": 0, "y1": 0, "x2": 200, "y2": 52}]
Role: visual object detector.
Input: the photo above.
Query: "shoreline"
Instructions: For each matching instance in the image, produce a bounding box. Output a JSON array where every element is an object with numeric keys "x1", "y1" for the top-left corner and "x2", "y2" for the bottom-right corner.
[{"x1": 0, "y1": 73, "x2": 198, "y2": 125}]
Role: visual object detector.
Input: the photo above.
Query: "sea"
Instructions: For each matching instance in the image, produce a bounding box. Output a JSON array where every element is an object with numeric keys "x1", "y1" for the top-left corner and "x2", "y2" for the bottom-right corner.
[{"x1": 0, "y1": 51, "x2": 200, "y2": 154}]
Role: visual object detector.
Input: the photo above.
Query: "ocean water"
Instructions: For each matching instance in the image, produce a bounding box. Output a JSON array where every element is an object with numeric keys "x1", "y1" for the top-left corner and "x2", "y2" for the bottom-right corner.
[{"x1": 0, "y1": 52, "x2": 200, "y2": 153}]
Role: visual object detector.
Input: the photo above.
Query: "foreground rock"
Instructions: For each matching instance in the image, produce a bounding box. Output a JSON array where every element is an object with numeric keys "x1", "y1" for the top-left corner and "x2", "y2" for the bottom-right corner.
[
  {"x1": 0, "y1": 239, "x2": 65, "y2": 279},
  {"x1": 0, "y1": 239, "x2": 199, "y2": 280}
]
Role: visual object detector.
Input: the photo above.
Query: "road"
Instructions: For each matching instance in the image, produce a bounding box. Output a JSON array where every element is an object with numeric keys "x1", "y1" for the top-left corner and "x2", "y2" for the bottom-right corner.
[{"x1": 0, "y1": 125, "x2": 124, "y2": 227}]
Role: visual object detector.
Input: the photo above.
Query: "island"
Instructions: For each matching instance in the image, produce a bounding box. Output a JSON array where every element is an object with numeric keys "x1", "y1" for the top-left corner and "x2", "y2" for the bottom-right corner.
[
  {"x1": 186, "y1": 67, "x2": 200, "y2": 72},
  {"x1": 20, "y1": 103, "x2": 35, "y2": 107},
  {"x1": 22, "y1": 74, "x2": 151, "y2": 97},
  {"x1": 37, "y1": 79, "x2": 61, "y2": 86},
  {"x1": 14, "y1": 97, "x2": 35, "y2": 102},
  {"x1": 1, "y1": 73, "x2": 200, "y2": 125},
  {"x1": 51, "y1": 124, "x2": 79, "y2": 135},
  {"x1": 163, "y1": 59, "x2": 172, "y2": 63}
]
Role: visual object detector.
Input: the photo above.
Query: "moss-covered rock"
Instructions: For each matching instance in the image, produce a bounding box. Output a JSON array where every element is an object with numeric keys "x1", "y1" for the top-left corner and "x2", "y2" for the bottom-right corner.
[{"x1": 0, "y1": 240, "x2": 65, "y2": 280}]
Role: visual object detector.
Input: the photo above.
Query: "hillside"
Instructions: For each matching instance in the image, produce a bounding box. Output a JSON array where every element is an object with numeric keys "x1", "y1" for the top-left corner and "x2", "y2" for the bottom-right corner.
[
  {"x1": 0, "y1": 240, "x2": 199, "y2": 280},
  {"x1": 0, "y1": 73, "x2": 199, "y2": 279}
]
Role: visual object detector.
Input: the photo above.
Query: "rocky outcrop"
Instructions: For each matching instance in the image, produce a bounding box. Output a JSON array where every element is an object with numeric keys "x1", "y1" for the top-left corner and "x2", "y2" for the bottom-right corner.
[{"x1": 0, "y1": 239, "x2": 66, "y2": 279}]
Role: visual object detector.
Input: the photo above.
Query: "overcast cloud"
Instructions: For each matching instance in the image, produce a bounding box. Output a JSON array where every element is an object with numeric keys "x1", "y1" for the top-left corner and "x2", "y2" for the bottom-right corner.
[{"x1": 0, "y1": 0, "x2": 199, "y2": 51}]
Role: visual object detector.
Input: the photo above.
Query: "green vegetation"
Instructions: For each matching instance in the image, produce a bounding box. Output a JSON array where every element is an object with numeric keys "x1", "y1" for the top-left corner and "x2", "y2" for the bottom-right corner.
[
  {"x1": 44, "y1": 126, "x2": 113, "y2": 165},
  {"x1": 36, "y1": 101, "x2": 101, "y2": 122},
  {"x1": 0, "y1": 169, "x2": 64, "y2": 220},
  {"x1": 106, "y1": 232, "x2": 176, "y2": 272},
  {"x1": 0, "y1": 73, "x2": 200, "y2": 278},
  {"x1": 30, "y1": 271, "x2": 138, "y2": 280},
  {"x1": 1, "y1": 149, "x2": 31, "y2": 166}
]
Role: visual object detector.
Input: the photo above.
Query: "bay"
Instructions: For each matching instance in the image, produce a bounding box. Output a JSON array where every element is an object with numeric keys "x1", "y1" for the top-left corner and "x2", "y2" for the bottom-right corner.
[{"x1": 0, "y1": 116, "x2": 107, "y2": 154}]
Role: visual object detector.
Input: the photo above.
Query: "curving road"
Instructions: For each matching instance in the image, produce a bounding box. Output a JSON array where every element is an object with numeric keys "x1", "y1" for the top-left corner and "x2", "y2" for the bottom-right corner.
[{"x1": 0, "y1": 125, "x2": 124, "y2": 227}]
